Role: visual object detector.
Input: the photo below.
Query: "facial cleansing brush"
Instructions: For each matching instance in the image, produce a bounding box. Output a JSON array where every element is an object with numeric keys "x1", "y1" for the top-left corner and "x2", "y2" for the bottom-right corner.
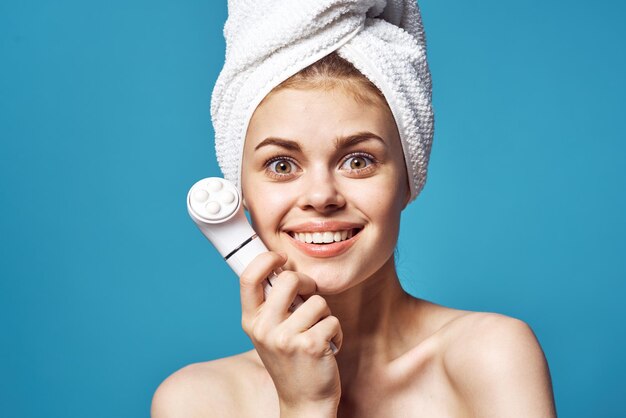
[{"x1": 187, "y1": 177, "x2": 337, "y2": 353}]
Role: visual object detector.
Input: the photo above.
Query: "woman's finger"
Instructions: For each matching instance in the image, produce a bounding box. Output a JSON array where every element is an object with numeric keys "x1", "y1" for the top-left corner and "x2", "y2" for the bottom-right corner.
[
  {"x1": 239, "y1": 252, "x2": 286, "y2": 321},
  {"x1": 302, "y1": 315, "x2": 343, "y2": 355},
  {"x1": 262, "y1": 270, "x2": 318, "y2": 320},
  {"x1": 283, "y1": 294, "x2": 331, "y2": 333}
]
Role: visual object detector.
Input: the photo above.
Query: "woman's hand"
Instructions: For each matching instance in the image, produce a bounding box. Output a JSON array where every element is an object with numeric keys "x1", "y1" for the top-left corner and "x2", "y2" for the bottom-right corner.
[{"x1": 239, "y1": 252, "x2": 343, "y2": 416}]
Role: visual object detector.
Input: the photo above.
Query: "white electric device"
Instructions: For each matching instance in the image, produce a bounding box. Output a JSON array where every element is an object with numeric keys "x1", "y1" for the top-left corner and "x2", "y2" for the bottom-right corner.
[{"x1": 187, "y1": 177, "x2": 338, "y2": 354}]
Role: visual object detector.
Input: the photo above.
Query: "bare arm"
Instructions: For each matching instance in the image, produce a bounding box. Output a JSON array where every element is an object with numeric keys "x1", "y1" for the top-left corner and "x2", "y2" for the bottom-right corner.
[
  {"x1": 151, "y1": 362, "x2": 239, "y2": 418},
  {"x1": 445, "y1": 313, "x2": 557, "y2": 418},
  {"x1": 152, "y1": 252, "x2": 343, "y2": 418}
]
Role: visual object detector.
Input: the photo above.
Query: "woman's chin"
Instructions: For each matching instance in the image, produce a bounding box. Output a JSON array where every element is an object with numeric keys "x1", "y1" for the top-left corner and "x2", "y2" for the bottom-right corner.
[{"x1": 286, "y1": 262, "x2": 360, "y2": 295}]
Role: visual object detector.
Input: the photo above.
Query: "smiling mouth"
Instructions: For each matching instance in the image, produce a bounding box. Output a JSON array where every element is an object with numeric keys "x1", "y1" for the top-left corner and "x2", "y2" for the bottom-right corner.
[{"x1": 287, "y1": 228, "x2": 362, "y2": 244}]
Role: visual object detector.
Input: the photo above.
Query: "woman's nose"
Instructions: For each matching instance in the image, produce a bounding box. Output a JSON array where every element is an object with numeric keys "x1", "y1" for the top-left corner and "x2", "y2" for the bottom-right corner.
[{"x1": 296, "y1": 169, "x2": 346, "y2": 213}]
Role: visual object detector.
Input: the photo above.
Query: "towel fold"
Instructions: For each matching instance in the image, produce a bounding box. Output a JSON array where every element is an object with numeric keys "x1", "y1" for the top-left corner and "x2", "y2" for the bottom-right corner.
[{"x1": 212, "y1": 0, "x2": 434, "y2": 201}]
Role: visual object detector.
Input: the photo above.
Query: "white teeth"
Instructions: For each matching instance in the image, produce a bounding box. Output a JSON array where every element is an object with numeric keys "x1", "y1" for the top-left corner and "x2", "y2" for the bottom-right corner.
[{"x1": 292, "y1": 229, "x2": 358, "y2": 244}]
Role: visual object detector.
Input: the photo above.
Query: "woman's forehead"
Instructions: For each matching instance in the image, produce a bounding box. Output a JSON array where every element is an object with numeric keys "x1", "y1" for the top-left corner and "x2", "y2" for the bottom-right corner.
[{"x1": 246, "y1": 87, "x2": 397, "y2": 149}]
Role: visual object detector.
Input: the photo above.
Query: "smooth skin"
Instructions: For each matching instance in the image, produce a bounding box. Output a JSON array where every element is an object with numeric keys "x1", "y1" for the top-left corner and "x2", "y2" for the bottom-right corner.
[{"x1": 152, "y1": 87, "x2": 557, "y2": 417}]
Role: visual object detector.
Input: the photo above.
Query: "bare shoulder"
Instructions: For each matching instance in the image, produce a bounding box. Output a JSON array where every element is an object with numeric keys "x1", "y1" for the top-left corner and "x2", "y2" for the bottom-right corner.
[
  {"x1": 151, "y1": 350, "x2": 270, "y2": 418},
  {"x1": 439, "y1": 312, "x2": 556, "y2": 417}
]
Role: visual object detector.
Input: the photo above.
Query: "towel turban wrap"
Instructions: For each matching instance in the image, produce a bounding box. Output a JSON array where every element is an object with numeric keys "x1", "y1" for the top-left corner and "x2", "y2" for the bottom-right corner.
[{"x1": 211, "y1": 0, "x2": 434, "y2": 202}]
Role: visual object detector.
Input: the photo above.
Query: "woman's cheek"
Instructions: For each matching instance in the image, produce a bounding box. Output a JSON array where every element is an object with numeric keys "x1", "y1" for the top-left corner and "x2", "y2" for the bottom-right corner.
[{"x1": 248, "y1": 187, "x2": 291, "y2": 232}]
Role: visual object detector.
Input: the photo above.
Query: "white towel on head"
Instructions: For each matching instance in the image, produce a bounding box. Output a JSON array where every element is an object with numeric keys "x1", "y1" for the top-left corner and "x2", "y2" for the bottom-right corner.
[{"x1": 211, "y1": 0, "x2": 434, "y2": 202}]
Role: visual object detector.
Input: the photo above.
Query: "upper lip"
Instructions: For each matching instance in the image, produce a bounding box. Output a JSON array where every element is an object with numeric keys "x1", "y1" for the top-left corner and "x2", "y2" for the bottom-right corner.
[{"x1": 283, "y1": 221, "x2": 364, "y2": 233}]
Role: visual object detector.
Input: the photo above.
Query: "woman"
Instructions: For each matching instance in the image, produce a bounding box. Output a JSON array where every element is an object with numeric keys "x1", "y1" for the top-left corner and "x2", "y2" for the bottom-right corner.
[{"x1": 153, "y1": 1, "x2": 556, "y2": 416}]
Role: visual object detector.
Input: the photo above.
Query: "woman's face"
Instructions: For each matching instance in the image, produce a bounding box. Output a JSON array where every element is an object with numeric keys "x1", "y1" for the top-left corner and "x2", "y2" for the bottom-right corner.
[{"x1": 242, "y1": 86, "x2": 409, "y2": 294}]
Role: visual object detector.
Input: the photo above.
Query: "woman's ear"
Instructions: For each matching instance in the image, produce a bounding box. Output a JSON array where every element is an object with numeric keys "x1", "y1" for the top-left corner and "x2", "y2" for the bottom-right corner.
[
  {"x1": 402, "y1": 195, "x2": 410, "y2": 210},
  {"x1": 403, "y1": 192, "x2": 410, "y2": 209},
  {"x1": 401, "y1": 179, "x2": 411, "y2": 209}
]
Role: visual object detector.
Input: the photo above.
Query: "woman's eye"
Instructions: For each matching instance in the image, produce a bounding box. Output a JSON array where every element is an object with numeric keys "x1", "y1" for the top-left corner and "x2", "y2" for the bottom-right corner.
[
  {"x1": 268, "y1": 159, "x2": 297, "y2": 175},
  {"x1": 341, "y1": 155, "x2": 374, "y2": 171}
]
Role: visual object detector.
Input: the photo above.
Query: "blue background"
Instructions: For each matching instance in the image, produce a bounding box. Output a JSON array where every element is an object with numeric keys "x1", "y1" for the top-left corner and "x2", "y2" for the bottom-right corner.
[{"x1": 1, "y1": 1, "x2": 624, "y2": 417}]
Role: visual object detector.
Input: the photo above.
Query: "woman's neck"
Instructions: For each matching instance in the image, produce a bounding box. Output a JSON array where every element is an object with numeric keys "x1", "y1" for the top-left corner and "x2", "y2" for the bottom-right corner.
[{"x1": 324, "y1": 256, "x2": 419, "y2": 376}]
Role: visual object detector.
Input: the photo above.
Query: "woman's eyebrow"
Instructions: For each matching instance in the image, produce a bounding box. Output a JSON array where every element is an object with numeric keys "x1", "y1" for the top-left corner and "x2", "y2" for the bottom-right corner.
[
  {"x1": 254, "y1": 132, "x2": 384, "y2": 152},
  {"x1": 335, "y1": 132, "x2": 385, "y2": 149},
  {"x1": 254, "y1": 137, "x2": 302, "y2": 152}
]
